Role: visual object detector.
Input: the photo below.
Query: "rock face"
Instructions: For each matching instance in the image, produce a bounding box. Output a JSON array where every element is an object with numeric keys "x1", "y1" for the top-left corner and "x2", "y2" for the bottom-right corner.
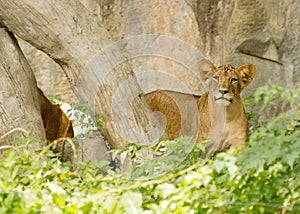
[
  {"x1": 94, "y1": 0, "x2": 299, "y2": 117},
  {"x1": 97, "y1": 0, "x2": 204, "y2": 95},
  {"x1": 18, "y1": 39, "x2": 74, "y2": 102},
  {"x1": 22, "y1": 0, "x2": 300, "y2": 109}
]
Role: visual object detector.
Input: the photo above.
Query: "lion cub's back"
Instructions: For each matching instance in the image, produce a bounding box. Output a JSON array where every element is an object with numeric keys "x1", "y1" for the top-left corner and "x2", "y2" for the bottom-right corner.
[{"x1": 144, "y1": 90, "x2": 200, "y2": 141}]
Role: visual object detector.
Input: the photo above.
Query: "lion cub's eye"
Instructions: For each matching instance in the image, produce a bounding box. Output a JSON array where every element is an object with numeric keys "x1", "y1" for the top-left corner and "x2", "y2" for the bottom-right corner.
[
  {"x1": 213, "y1": 75, "x2": 219, "y2": 81},
  {"x1": 231, "y1": 77, "x2": 238, "y2": 83}
]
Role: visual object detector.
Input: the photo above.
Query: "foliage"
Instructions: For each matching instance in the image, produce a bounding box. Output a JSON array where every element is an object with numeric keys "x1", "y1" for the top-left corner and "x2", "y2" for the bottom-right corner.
[
  {"x1": 48, "y1": 95, "x2": 102, "y2": 134},
  {"x1": 0, "y1": 85, "x2": 299, "y2": 213}
]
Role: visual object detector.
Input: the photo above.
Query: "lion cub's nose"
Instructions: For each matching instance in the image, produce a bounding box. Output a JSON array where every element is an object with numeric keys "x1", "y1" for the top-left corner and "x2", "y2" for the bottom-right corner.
[{"x1": 219, "y1": 89, "x2": 229, "y2": 95}]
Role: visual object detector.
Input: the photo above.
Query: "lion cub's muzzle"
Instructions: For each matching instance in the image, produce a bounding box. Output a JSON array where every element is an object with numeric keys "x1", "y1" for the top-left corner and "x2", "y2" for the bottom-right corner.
[{"x1": 213, "y1": 89, "x2": 234, "y2": 105}]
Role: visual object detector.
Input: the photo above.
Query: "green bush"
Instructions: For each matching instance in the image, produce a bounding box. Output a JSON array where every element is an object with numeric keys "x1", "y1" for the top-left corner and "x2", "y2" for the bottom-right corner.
[{"x1": 0, "y1": 85, "x2": 299, "y2": 213}]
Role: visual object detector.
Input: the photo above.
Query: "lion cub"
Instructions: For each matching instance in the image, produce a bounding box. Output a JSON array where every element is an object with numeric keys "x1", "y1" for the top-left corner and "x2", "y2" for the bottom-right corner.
[
  {"x1": 38, "y1": 88, "x2": 74, "y2": 142},
  {"x1": 144, "y1": 59, "x2": 256, "y2": 156}
]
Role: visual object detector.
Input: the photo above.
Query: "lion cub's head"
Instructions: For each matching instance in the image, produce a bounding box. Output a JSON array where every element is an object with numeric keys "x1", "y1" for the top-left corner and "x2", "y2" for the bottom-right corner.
[{"x1": 198, "y1": 59, "x2": 256, "y2": 106}]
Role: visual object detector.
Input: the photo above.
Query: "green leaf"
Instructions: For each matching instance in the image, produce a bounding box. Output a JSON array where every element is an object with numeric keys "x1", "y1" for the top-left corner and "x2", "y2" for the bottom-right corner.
[
  {"x1": 52, "y1": 193, "x2": 66, "y2": 207},
  {"x1": 120, "y1": 151, "x2": 128, "y2": 165},
  {"x1": 103, "y1": 196, "x2": 119, "y2": 213},
  {"x1": 120, "y1": 192, "x2": 143, "y2": 214},
  {"x1": 80, "y1": 201, "x2": 93, "y2": 212},
  {"x1": 155, "y1": 183, "x2": 175, "y2": 198},
  {"x1": 45, "y1": 182, "x2": 66, "y2": 194}
]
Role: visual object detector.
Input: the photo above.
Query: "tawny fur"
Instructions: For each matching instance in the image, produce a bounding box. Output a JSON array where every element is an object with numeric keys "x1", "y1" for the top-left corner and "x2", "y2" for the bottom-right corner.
[
  {"x1": 145, "y1": 59, "x2": 256, "y2": 155},
  {"x1": 38, "y1": 89, "x2": 74, "y2": 142}
]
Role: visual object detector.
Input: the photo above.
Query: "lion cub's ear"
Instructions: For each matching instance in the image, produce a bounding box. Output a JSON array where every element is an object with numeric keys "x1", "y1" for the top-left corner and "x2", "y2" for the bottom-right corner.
[
  {"x1": 198, "y1": 59, "x2": 216, "y2": 87},
  {"x1": 236, "y1": 64, "x2": 256, "y2": 90}
]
